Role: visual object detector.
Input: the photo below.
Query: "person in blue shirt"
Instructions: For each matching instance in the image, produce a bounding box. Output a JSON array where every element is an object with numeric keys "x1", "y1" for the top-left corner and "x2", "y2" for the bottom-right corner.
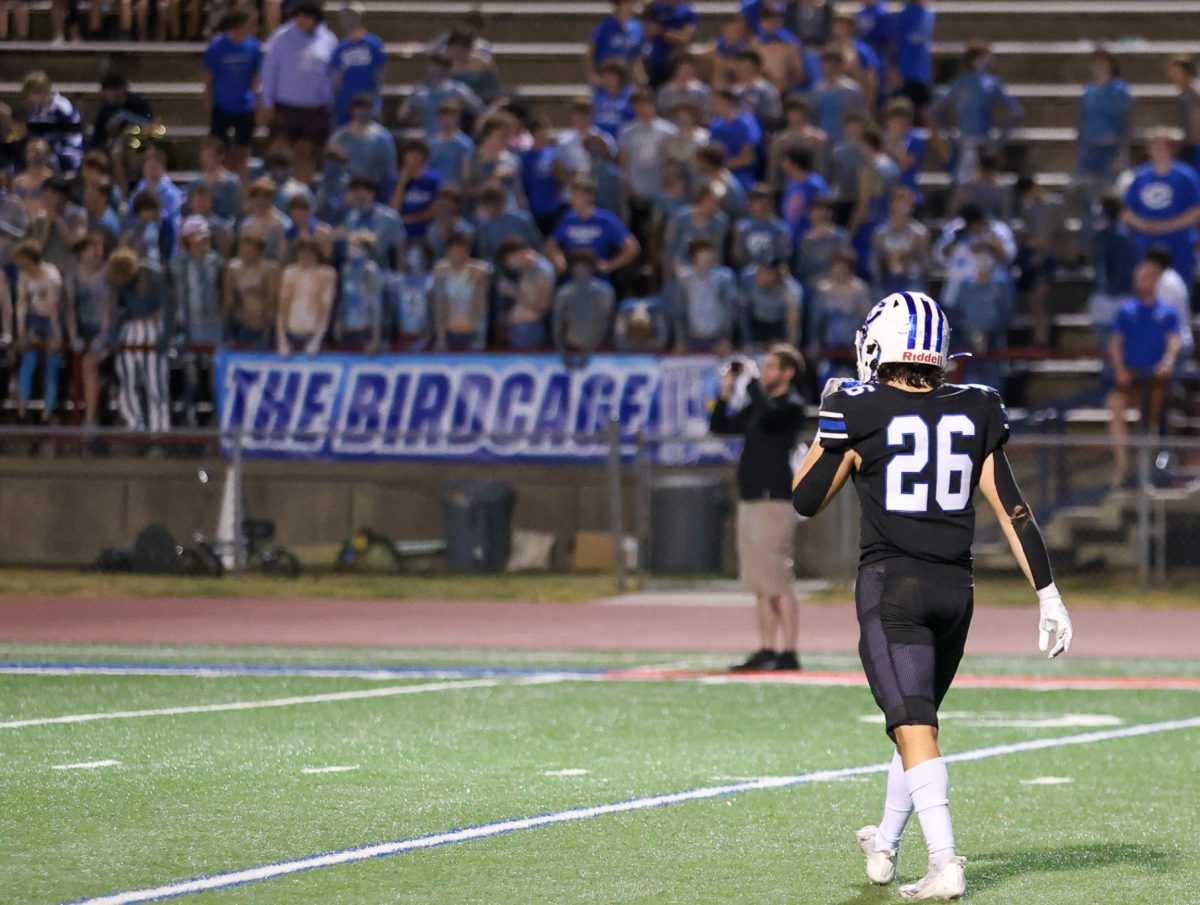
[
  {"x1": 830, "y1": 13, "x2": 883, "y2": 109},
  {"x1": 592, "y1": 60, "x2": 635, "y2": 141},
  {"x1": 643, "y1": 0, "x2": 698, "y2": 87},
  {"x1": 521, "y1": 117, "x2": 569, "y2": 236},
  {"x1": 710, "y1": 89, "x2": 762, "y2": 190},
  {"x1": 388, "y1": 140, "x2": 442, "y2": 242},
  {"x1": 1122, "y1": 128, "x2": 1200, "y2": 286},
  {"x1": 587, "y1": 0, "x2": 645, "y2": 86},
  {"x1": 1106, "y1": 259, "x2": 1184, "y2": 486},
  {"x1": 752, "y1": 6, "x2": 807, "y2": 92},
  {"x1": 547, "y1": 177, "x2": 640, "y2": 284},
  {"x1": 1089, "y1": 195, "x2": 1140, "y2": 344},
  {"x1": 202, "y1": 7, "x2": 262, "y2": 178},
  {"x1": 780, "y1": 146, "x2": 830, "y2": 242},
  {"x1": 856, "y1": 0, "x2": 891, "y2": 62},
  {"x1": 329, "y1": 2, "x2": 387, "y2": 127},
  {"x1": 891, "y1": 0, "x2": 934, "y2": 114},
  {"x1": 931, "y1": 42, "x2": 1024, "y2": 185},
  {"x1": 387, "y1": 242, "x2": 435, "y2": 351}
]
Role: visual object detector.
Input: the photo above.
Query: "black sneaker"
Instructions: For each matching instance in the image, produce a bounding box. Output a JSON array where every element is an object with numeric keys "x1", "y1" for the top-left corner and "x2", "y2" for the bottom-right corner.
[
  {"x1": 770, "y1": 651, "x2": 801, "y2": 671},
  {"x1": 731, "y1": 649, "x2": 777, "y2": 672}
]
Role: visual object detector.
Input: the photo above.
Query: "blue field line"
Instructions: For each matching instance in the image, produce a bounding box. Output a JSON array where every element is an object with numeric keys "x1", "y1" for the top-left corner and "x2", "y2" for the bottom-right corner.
[
  {"x1": 62, "y1": 714, "x2": 1200, "y2": 905},
  {"x1": 0, "y1": 661, "x2": 608, "y2": 680}
]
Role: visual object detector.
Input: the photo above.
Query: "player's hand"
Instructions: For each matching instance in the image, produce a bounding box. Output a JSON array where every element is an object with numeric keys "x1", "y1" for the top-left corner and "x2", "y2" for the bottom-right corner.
[
  {"x1": 821, "y1": 376, "x2": 858, "y2": 406},
  {"x1": 1038, "y1": 594, "x2": 1073, "y2": 659}
]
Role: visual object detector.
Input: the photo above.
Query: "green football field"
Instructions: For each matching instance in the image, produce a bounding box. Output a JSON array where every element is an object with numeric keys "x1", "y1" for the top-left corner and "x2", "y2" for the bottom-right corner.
[{"x1": 2, "y1": 643, "x2": 1199, "y2": 905}]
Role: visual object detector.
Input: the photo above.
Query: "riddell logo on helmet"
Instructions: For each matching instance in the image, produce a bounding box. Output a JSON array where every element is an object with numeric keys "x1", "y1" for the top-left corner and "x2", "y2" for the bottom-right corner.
[{"x1": 901, "y1": 351, "x2": 942, "y2": 364}]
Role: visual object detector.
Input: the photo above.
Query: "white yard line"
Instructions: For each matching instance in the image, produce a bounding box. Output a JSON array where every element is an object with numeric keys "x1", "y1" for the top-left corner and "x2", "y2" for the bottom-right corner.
[
  {"x1": 301, "y1": 766, "x2": 360, "y2": 775},
  {"x1": 52, "y1": 760, "x2": 121, "y2": 771},
  {"x1": 0, "y1": 675, "x2": 570, "y2": 730},
  {"x1": 64, "y1": 715, "x2": 1200, "y2": 905}
]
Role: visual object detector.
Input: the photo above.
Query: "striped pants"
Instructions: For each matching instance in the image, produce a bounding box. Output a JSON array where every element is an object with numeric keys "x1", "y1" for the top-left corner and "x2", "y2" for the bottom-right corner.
[{"x1": 115, "y1": 319, "x2": 170, "y2": 433}]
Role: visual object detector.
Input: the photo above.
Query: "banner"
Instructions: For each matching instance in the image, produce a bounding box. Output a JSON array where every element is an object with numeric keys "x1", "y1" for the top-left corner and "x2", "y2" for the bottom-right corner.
[{"x1": 215, "y1": 351, "x2": 742, "y2": 463}]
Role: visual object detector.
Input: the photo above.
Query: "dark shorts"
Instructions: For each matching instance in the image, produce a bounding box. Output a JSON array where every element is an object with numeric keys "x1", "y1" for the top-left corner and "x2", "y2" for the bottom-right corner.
[
  {"x1": 270, "y1": 103, "x2": 331, "y2": 146},
  {"x1": 856, "y1": 558, "x2": 974, "y2": 737},
  {"x1": 211, "y1": 107, "x2": 256, "y2": 147},
  {"x1": 1016, "y1": 249, "x2": 1058, "y2": 293}
]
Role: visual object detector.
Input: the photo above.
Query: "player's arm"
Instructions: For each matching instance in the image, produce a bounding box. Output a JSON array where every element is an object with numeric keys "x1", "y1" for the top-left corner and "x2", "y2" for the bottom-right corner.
[
  {"x1": 791, "y1": 440, "x2": 855, "y2": 517},
  {"x1": 979, "y1": 448, "x2": 1073, "y2": 658}
]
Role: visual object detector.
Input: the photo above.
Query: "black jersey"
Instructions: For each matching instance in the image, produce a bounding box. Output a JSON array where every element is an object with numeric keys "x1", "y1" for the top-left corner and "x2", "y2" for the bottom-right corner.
[{"x1": 817, "y1": 382, "x2": 1010, "y2": 568}]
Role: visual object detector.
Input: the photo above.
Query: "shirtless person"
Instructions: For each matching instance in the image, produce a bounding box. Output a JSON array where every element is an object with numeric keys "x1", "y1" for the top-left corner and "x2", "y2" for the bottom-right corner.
[
  {"x1": 277, "y1": 237, "x2": 336, "y2": 356},
  {"x1": 222, "y1": 232, "x2": 280, "y2": 350}
]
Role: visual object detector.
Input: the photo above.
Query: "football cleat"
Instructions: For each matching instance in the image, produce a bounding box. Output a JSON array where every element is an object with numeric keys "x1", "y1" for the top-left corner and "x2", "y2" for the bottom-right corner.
[
  {"x1": 899, "y1": 856, "x2": 966, "y2": 900},
  {"x1": 855, "y1": 826, "x2": 897, "y2": 885}
]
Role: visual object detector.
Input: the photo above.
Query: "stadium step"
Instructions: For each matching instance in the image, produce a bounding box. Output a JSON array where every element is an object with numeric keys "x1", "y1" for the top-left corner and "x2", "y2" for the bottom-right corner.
[{"x1": 21, "y1": 1, "x2": 1200, "y2": 44}]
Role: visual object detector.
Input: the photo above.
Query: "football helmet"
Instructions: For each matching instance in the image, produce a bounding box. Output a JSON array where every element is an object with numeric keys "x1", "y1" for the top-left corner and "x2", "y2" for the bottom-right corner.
[{"x1": 855, "y1": 291, "x2": 951, "y2": 384}]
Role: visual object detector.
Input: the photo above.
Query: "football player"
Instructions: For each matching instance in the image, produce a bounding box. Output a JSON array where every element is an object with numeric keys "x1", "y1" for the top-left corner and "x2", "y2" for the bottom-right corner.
[{"x1": 791, "y1": 291, "x2": 1073, "y2": 900}]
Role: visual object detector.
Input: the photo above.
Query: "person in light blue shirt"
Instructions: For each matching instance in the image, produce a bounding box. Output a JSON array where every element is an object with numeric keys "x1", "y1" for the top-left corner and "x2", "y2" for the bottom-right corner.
[
  {"x1": 329, "y1": 3, "x2": 387, "y2": 126},
  {"x1": 710, "y1": 89, "x2": 762, "y2": 190},
  {"x1": 400, "y1": 54, "x2": 484, "y2": 139},
  {"x1": 314, "y1": 146, "x2": 350, "y2": 227},
  {"x1": 1076, "y1": 48, "x2": 1133, "y2": 242},
  {"x1": 341, "y1": 176, "x2": 405, "y2": 270},
  {"x1": 1122, "y1": 129, "x2": 1200, "y2": 285},
  {"x1": 808, "y1": 49, "x2": 867, "y2": 144},
  {"x1": 387, "y1": 243, "x2": 435, "y2": 351},
  {"x1": 588, "y1": 0, "x2": 645, "y2": 85},
  {"x1": 643, "y1": 0, "x2": 698, "y2": 87},
  {"x1": 664, "y1": 182, "x2": 731, "y2": 279},
  {"x1": 733, "y1": 183, "x2": 791, "y2": 269},
  {"x1": 668, "y1": 236, "x2": 739, "y2": 353},
  {"x1": 891, "y1": 0, "x2": 934, "y2": 113},
  {"x1": 931, "y1": 42, "x2": 1023, "y2": 183},
  {"x1": 329, "y1": 94, "x2": 399, "y2": 203},
  {"x1": 882, "y1": 96, "x2": 926, "y2": 209},
  {"x1": 335, "y1": 230, "x2": 385, "y2": 351},
  {"x1": 475, "y1": 183, "x2": 542, "y2": 263},
  {"x1": 428, "y1": 101, "x2": 475, "y2": 184}
]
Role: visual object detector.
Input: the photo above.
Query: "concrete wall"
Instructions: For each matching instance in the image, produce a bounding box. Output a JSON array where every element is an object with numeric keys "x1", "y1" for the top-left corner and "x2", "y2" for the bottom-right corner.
[{"x1": 0, "y1": 457, "x2": 857, "y2": 577}]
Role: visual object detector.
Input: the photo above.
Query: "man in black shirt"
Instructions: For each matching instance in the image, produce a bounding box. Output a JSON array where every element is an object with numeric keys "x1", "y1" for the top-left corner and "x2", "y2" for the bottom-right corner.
[
  {"x1": 710, "y1": 343, "x2": 807, "y2": 671},
  {"x1": 90, "y1": 71, "x2": 155, "y2": 150}
]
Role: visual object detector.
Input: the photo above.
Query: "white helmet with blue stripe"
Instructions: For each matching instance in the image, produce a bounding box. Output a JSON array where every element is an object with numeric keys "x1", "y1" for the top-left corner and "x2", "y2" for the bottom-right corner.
[{"x1": 855, "y1": 291, "x2": 951, "y2": 384}]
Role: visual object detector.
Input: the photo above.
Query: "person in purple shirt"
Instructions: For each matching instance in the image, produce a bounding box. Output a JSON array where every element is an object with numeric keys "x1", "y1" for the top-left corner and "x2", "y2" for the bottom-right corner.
[
  {"x1": 587, "y1": 0, "x2": 645, "y2": 85},
  {"x1": 1106, "y1": 260, "x2": 1183, "y2": 486},
  {"x1": 1123, "y1": 128, "x2": 1200, "y2": 286},
  {"x1": 643, "y1": 0, "x2": 698, "y2": 87},
  {"x1": 202, "y1": 8, "x2": 262, "y2": 179},
  {"x1": 592, "y1": 61, "x2": 635, "y2": 140},
  {"x1": 710, "y1": 89, "x2": 762, "y2": 190},
  {"x1": 260, "y1": 0, "x2": 338, "y2": 184},
  {"x1": 390, "y1": 140, "x2": 443, "y2": 241},
  {"x1": 891, "y1": 0, "x2": 935, "y2": 114},
  {"x1": 546, "y1": 177, "x2": 640, "y2": 283},
  {"x1": 329, "y1": 3, "x2": 387, "y2": 126}
]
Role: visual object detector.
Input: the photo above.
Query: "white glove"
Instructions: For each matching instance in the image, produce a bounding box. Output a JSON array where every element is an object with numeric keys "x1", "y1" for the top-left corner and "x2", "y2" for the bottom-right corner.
[
  {"x1": 821, "y1": 376, "x2": 859, "y2": 407},
  {"x1": 1037, "y1": 585, "x2": 1073, "y2": 659}
]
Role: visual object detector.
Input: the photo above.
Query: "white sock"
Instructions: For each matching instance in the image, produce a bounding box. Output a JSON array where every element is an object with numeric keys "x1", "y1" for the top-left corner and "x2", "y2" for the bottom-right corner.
[
  {"x1": 875, "y1": 750, "x2": 912, "y2": 852},
  {"x1": 905, "y1": 756, "x2": 956, "y2": 870}
]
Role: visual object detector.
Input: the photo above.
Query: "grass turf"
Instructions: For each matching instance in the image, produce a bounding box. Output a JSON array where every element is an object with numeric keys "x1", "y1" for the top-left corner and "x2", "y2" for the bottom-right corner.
[{"x1": 0, "y1": 645, "x2": 1197, "y2": 904}]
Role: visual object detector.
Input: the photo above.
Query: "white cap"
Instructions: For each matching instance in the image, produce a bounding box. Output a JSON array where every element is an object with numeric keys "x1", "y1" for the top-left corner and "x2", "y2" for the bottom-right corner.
[{"x1": 180, "y1": 215, "x2": 210, "y2": 240}]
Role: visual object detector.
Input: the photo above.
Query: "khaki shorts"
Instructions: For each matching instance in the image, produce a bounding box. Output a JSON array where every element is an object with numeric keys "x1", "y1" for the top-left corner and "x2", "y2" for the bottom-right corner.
[{"x1": 737, "y1": 499, "x2": 796, "y2": 598}]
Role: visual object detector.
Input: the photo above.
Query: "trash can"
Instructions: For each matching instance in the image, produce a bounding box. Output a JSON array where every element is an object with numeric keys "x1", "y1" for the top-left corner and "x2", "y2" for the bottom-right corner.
[
  {"x1": 649, "y1": 474, "x2": 728, "y2": 574},
  {"x1": 441, "y1": 481, "x2": 516, "y2": 573}
]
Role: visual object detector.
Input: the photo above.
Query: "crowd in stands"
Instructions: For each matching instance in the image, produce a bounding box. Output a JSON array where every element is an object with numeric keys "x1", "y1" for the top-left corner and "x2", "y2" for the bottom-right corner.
[{"x1": 0, "y1": 0, "x2": 1197, "y2": 453}]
